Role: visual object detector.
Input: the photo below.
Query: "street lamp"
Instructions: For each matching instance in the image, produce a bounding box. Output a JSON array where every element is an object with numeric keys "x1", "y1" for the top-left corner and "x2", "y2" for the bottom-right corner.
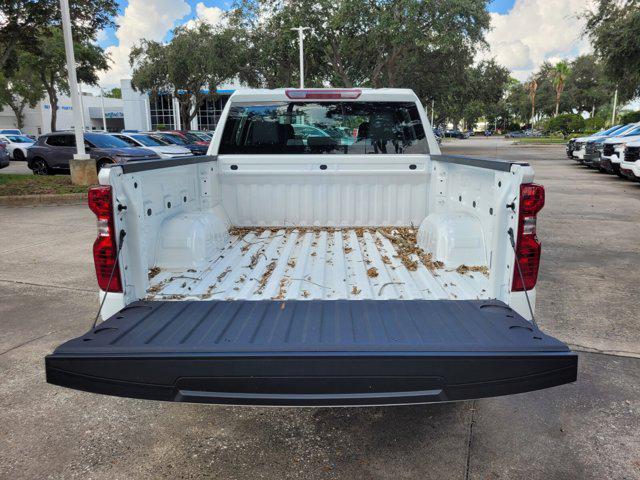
[
  {"x1": 100, "y1": 87, "x2": 107, "y2": 132},
  {"x1": 59, "y1": 0, "x2": 97, "y2": 184},
  {"x1": 290, "y1": 27, "x2": 311, "y2": 88}
]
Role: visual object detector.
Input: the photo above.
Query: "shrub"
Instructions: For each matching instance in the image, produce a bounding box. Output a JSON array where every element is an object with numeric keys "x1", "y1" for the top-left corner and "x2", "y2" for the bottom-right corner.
[
  {"x1": 620, "y1": 111, "x2": 640, "y2": 124},
  {"x1": 547, "y1": 114, "x2": 585, "y2": 136},
  {"x1": 584, "y1": 116, "x2": 606, "y2": 131}
]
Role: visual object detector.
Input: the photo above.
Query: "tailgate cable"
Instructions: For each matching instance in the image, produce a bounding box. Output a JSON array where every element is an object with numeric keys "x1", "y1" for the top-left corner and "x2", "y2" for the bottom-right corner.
[
  {"x1": 507, "y1": 227, "x2": 538, "y2": 329},
  {"x1": 92, "y1": 229, "x2": 126, "y2": 329}
]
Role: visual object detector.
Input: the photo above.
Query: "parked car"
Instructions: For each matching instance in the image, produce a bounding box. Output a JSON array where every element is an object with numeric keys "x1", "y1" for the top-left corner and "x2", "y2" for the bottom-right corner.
[
  {"x1": 619, "y1": 141, "x2": 640, "y2": 181},
  {"x1": 483, "y1": 130, "x2": 493, "y2": 136},
  {"x1": 599, "y1": 125, "x2": 640, "y2": 175},
  {"x1": 581, "y1": 124, "x2": 640, "y2": 169},
  {"x1": 505, "y1": 130, "x2": 526, "y2": 138},
  {"x1": 0, "y1": 128, "x2": 23, "y2": 135},
  {"x1": 0, "y1": 134, "x2": 35, "y2": 160},
  {"x1": 0, "y1": 142, "x2": 10, "y2": 169},
  {"x1": 444, "y1": 129, "x2": 469, "y2": 139},
  {"x1": 146, "y1": 131, "x2": 208, "y2": 155},
  {"x1": 570, "y1": 124, "x2": 626, "y2": 161},
  {"x1": 26, "y1": 132, "x2": 160, "y2": 175},
  {"x1": 165, "y1": 130, "x2": 209, "y2": 146},
  {"x1": 188, "y1": 130, "x2": 213, "y2": 142},
  {"x1": 109, "y1": 133, "x2": 192, "y2": 159},
  {"x1": 46, "y1": 87, "x2": 577, "y2": 407}
]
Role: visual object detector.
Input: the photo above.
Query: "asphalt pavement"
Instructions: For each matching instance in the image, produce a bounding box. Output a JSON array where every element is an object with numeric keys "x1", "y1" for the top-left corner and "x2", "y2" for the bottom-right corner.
[{"x1": 0, "y1": 137, "x2": 638, "y2": 479}]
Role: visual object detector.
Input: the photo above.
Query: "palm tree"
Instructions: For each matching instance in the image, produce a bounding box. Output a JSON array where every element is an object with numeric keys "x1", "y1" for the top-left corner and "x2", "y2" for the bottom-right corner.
[
  {"x1": 552, "y1": 61, "x2": 571, "y2": 117},
  {"x1": 526, "y1": 78, "x2": 538, "y2": 124}
]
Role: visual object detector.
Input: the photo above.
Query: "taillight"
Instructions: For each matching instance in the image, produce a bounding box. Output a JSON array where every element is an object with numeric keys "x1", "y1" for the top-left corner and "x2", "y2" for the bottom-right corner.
[
  {"x1": 285, "y1": 89, "x2": 362, "y2": 100},
  {"x1": 512, "y1": 183, "x2": 545, "y2": 291},
  {"x1": 88, "y1": 186, "x2": 122, "y2": 292}
]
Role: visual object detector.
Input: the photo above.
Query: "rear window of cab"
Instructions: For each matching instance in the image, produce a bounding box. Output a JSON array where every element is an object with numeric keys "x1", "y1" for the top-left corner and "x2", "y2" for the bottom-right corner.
[{"x1": 219, "y1": 101, "x2": 428, "y2": 155}]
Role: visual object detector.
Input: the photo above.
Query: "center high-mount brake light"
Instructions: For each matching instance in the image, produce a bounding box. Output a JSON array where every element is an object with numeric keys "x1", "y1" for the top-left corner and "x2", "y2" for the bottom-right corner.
[
  {"x1": 88, "y1": 185, "x2": 122, "y2": 292},
  {"x1": 285, "y1": 89, "x2": 362, "y2": 100},
  {"x1": 512, "y1": 183, "x2": 545, "y2": 291}
]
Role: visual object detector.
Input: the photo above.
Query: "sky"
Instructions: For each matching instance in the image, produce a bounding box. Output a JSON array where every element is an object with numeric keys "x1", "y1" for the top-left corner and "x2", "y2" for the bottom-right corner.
[{"x1": 95, "y1": 0, "x2": 593, "y2": 89}]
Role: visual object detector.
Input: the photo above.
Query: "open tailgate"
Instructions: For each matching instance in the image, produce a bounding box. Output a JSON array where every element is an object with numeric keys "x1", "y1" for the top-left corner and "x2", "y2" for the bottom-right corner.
[{"x1": 46, "y1": 300, "x2": 577, "y2": 406}]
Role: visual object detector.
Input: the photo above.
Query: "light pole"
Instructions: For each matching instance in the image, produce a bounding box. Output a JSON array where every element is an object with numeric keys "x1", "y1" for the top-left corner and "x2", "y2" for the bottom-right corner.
[
  {"x1": 611, "y1": 88, "x2": 618, "y2": 125},
  {"x1": 59, "y1": 0, "x2": 96, "y2": 184},
  {"x1": 78, "y1": 85, "x2": 86, "y2": 130},
  {"x1": 290, "y1": 27, "x2": 310, "y2": 88},
  {"x1": 431, "y1": 99, "x2": 435, "y2": 127},
  {"x1": 100, "y1": 87, "x2": 107, "y2": 131}
]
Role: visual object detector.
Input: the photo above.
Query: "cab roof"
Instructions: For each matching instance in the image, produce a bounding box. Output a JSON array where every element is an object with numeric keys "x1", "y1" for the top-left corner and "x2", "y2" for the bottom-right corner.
[{"x1": 228, "y1": 88, "x2": 420, "y2": 103}]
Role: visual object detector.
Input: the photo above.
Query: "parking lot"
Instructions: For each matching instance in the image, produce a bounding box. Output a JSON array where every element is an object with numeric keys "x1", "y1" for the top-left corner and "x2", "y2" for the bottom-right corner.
[{"x1": 1, "y1": 136, "x2": 638, "y2": 479}]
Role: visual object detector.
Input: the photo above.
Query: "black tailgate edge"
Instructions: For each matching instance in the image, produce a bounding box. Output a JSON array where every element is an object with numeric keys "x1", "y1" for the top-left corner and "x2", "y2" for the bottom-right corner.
[{"x1": 46, "y1": 299, "x2": 578, "y2": 406}]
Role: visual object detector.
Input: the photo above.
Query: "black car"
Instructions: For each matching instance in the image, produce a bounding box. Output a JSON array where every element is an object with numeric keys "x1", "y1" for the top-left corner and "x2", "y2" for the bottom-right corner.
[
  {"x1": 444, "y1": 129, "x2": 469, "y2": 139},
  {"x1": 147, "y1": 132, "x2": 208, "y2": 155},
  {"x1": 26, "y1": 132, "x2": 160, "y2": 175}
]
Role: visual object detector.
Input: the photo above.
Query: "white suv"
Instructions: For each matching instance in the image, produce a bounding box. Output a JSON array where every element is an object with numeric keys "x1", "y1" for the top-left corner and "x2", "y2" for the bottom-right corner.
[
  {"x1": 599, "y1": 124, "x2": 640, "y2": 175},
  {"x1": 620, "y1": 141, "x2": 640, "y2": 181}
]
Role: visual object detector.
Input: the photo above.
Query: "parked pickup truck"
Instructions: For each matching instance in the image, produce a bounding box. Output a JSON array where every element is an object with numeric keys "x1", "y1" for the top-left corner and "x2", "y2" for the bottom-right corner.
[{"x1": 46, "y1": 88, "x2": 577, "y2": 406}]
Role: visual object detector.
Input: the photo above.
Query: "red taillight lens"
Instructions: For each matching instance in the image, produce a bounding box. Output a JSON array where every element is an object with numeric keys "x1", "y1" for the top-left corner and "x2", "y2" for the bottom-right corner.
[
  {"x1": 519, "y1": 183, "x2": 545, "y2": 215},
  {"x1": 88, "y1": 186, "x2": 122, "y2": 292},
  {"x1": 88, "y1": 186, "x2": 112, "y2": 216},
  {"x1": 285, "y1": 89, "x2": 362, "y2": 100},
  {"x1": 512, "y1": 183, "x2": 544, "y2": 291}
]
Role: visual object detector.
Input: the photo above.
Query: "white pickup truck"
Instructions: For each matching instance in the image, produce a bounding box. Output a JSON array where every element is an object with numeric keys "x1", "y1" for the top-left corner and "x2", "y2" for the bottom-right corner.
[{"x1": 46, "y1": 88, "x2": 577, "y2": 406}]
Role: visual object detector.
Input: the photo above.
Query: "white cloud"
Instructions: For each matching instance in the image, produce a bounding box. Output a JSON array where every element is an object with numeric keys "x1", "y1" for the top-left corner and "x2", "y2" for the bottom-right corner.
[
  {"x1": 478, "y1": 0, "x2": 593, "y2": 80},
  {"x1": 184, "y1": 3, "x2": 226, "y2": 29},
  {"x1": 98, "y1": 0, "x2": 191, "y2": 88}
]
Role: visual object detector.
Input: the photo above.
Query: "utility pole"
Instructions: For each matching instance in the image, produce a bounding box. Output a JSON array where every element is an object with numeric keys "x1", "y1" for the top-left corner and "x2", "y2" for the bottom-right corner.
[
  {"x1": 100, "y1": 87, "x2": 107, "y2": 131},
  {"x1": 78, "y1": 85, "x2": 86, "y2": 130},
  {"x1": 611, "y1": 88, "x2": 618, "y2": 125},
  {"x1": 290, "y1": 27, "x2": 310, "y2": 88},
  {"x1": 431, "y1": 99, "x2": 435, "y2": 127},
  {"x1": 59, "y1": 0, "x2": 96, "y2": 184}
]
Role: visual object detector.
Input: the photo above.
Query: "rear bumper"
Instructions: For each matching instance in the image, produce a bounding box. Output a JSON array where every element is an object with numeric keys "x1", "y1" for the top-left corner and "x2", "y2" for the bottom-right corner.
[{"x1": 45, "y1": 299, "x2": 578, "y2": 406}]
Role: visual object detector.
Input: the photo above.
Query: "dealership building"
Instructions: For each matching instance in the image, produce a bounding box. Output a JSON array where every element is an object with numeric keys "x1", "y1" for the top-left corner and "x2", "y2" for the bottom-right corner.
[
  {"x1": 0, "y1": 92, "x2": 124, "y2": 136},
  {"x1": 0, "y1": 79, "x2": 237, "y2": 136},
  {"x1": 120, "y1": 79, "x2": 235, "y2": 132}
]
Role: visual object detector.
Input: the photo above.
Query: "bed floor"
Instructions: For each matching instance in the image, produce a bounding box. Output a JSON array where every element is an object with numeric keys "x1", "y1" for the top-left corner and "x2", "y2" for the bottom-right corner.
[{"x1": 147, "y1": 228, "x2": 491, "y2": 302}]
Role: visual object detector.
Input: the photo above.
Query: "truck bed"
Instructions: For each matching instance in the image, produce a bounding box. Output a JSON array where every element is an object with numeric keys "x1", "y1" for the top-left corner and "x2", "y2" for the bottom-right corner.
[{"x1": 147, "y1": 228, "x2": 491, "y2": 302}]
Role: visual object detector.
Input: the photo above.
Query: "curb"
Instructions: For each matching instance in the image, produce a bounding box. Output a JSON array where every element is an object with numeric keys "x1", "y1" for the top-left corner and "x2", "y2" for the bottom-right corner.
[{"x1": 0, "y1": 192, "x2": 87, "y2": 206}]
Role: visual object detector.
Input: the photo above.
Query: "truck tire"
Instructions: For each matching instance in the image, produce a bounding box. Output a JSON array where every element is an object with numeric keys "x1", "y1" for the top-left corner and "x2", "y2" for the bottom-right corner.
[
  {"x1": 31, "y1": 158, "x2": 51, "y2": 175},
  {"x1": 13, "y1": 149, "x2": 25, "y2": 161}
]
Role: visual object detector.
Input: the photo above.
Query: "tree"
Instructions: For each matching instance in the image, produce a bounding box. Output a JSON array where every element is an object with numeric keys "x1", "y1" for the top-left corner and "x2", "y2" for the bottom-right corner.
[
  {"x1": 462, "y1": 60, "x2": 510, "y2": 128},
  {"x1": 130, "y1": 22, "x2": 236, "y2": 127},
  {"x1": 229, "y1": 0, "x2": 492, "y2": 98},
  {"x1": 620, "y1": 110, "x2": 640, "y2": 124},
  {"x1": 552, "y1": 60, "x2": 571, "y2": 117},
  {"x1": 583, "y1": 0, "x2": 640, "y2": 101},
  {"x1": 563, "y1": 55, "x2": 614, "y2": 115},
  {"x1": 103, "y1": 87, "x2": 121, "y2": 99},
  {"x1": 526, "y1": 78, "x2": 538, "y2": 123},
  {"x1": 20, "y1": 29, "x2": 109, "y2": 131},
  {"x1": 0, "y1": 0, "x2": 117, "y2": 70},
  {"x1": 0, "y1": 53, "x2": 44, "y2": 129},
  {"x1": 502, "y1": 78, "x2": 530, "y2": 126}
]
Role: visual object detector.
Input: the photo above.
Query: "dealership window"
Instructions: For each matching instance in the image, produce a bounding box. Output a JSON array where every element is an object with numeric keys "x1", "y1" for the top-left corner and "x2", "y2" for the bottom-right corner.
[
  {"x1": 197, "y1": 95, "x2": 230, "y2": 131},
  {"x1": 149, "y1": 93, "x2": 175, "y2": 130}
]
